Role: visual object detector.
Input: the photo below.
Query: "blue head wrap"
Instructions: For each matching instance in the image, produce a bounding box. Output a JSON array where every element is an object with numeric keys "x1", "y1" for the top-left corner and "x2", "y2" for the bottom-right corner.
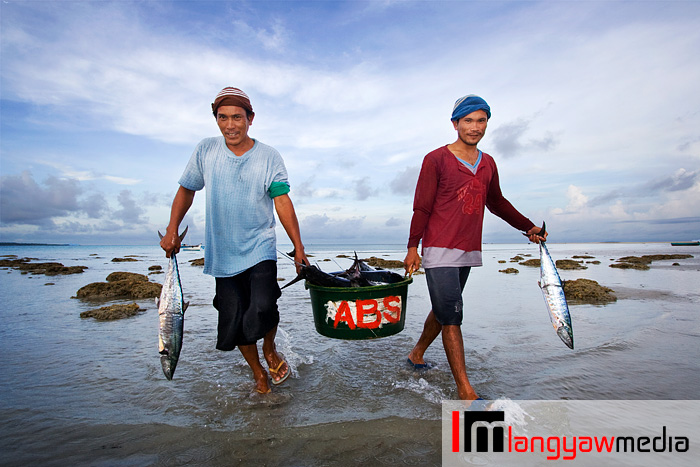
[{"x1": 451, "y1": 95, "x2": 491, "y2": 121}]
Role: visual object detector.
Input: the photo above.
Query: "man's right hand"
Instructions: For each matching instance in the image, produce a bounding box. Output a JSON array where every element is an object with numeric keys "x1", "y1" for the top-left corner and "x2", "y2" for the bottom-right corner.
[
  {"x1": 160, "y1": 228, "x2": 182, "y2": 258},
  {"x1": 403, "y1": 247, "x2": 422, "y2": 276}
]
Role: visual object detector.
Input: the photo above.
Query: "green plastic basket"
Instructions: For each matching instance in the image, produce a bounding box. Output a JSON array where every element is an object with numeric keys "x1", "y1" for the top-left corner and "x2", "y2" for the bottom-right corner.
[{"x1": 305, "y1": 277, "x2": 413, "y2": 340}]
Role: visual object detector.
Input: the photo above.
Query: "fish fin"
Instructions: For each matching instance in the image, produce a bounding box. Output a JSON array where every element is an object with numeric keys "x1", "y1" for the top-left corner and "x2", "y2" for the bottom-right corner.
[
  {"x1": 158, "y1": 230, "x2": 164, "y2": 240},
  {"x1": 156, "y1": 297, "x2": 160, "y2": 307},
  {"x1": 183, "y1": 301, "x2": 190, "y2": 313}
]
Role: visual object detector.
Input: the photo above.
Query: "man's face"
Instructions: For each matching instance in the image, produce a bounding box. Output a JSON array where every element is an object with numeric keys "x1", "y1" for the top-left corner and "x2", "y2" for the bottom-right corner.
[
  {"x1": 453, "y1": 109, "x2": 488, "y2": 146},
  {"x1": 216, "y1": 105, "x2": 253, "y2": 149}
]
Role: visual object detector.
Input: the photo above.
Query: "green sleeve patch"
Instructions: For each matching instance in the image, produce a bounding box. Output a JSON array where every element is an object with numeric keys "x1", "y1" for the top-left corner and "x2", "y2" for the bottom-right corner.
[{"x1": 268, "y1": 181, "x2": 290, "y2": 198}]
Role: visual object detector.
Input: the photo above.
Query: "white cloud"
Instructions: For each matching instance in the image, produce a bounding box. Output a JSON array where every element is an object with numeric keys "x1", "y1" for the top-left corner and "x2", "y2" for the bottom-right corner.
[
  {"x1": 38, "y1": 160, "x2": 141, "y2": 185},
  {"x1": 565, "y1": 185, "x2": 589, "y2": 213},
  {"x1": 2, "y1": 1, "x2": 700, "y2": 243}
]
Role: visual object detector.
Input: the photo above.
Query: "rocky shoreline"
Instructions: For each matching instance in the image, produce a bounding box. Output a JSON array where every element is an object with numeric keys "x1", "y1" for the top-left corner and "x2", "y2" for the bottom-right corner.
[
  {"x1": 0, "y1": 256, "x2": 88, "y2": 275},
  {"x1": 79, "y1": 303, "x2": 145, "y2": 320},
  {"x1": 562, "y1": 278, "x2": 617, "y2": 304},
  {"x1": 2, "y1": 249, "x2": 695, "y2": 316},
  {"x1": 496, "y1": 251, "x2": 695, "y2": 305},
  {"x1": 610, "y1": 254, "x2": 693, "y2": 270},
  {"x1": 75, "y1": 271, "x2": 163, "y2": 320},
  {"x1": 74, "y1": 272, "x2": 162, "y2": 300},
  {"x1": 1, "y1": 253, "x2": 199, "y2": 321}
]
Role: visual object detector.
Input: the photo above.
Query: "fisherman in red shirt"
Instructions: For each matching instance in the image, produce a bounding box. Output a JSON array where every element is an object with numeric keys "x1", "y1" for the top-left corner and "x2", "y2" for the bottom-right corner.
[{"x1": 403, "y1": 95, "x2": 546, "y2": 400}]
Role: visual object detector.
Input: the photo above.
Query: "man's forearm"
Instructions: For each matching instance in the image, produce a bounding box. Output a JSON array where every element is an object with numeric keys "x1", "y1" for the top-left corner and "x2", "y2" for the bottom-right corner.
[
  {"x1": 167, "y1": 186, "x2": 195, "y2": 234},
  {"x1": 274, "y1": 194, "x2": 304, "y2": 251}
]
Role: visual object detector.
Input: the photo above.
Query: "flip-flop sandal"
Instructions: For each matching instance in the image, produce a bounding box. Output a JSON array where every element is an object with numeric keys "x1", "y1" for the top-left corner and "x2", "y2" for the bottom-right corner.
[
  {"x1": 407, "y1": 358, "x2": 429, "y2": 370},
  {"x1": 467, "y1": 398, "x2": 490, "y2": 410},
  {"x1": 269, "y1": 360, "x2": 290, "y2": 385}
]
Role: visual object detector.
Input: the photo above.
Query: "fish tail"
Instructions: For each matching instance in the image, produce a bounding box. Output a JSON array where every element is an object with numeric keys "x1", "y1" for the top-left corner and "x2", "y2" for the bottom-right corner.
[
  {"x1": 280, "y1": 274, "x2": 304, "y2": 290},
  {"x1": 522, "y1": 221, "x2": 547, "y2": 240},
  {"x1": 158, "y1": 226, "x2": 188, "y2": 241}
]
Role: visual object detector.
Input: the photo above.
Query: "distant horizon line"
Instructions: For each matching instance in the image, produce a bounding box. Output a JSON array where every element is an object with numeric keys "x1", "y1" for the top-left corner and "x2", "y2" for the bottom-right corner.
[{"x1": 2, "y1": 240, "x2": 696, "y2": 248}]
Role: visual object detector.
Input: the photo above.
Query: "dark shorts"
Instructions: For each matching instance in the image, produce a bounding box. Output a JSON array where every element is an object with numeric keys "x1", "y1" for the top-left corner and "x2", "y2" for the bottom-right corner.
[
  {"x1": 213, "y1": 260, "x2": 281, "y2": 351},
  {"x1": 425, "y1": 266, "x2": 471, "y2": 326}
]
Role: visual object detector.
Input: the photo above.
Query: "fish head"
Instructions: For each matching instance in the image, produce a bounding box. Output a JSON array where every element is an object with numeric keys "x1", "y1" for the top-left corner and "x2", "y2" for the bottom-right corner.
[
  {"x1": 160, "y1": 354, "x2": 176, "y2": 380},
  {"x1": 556, "y1": 325, "x2": 574, "y2": 350}
]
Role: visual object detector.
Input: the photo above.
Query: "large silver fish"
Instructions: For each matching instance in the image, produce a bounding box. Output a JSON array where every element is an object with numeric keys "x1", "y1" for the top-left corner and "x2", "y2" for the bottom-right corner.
[
  {"x1": 535, "y1": 222, "x2": 574, "y2": 349},
  {"x1": 157, "y1": 227, "x2": 190, "y2": 380}
]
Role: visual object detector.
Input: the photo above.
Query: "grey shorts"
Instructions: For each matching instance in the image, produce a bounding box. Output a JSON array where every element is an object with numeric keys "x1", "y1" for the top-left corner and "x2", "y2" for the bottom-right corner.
[{"x1": 425, "y1": 266, "x2": 471, "y2": 326}]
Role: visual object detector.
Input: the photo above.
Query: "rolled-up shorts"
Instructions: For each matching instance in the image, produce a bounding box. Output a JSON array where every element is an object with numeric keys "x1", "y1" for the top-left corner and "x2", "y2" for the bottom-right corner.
[
  {"x1": 213, "y1": 260, "x2": 281, "y2": 351},
  {"x1": 425, "y1": 266, "x2": 471, "y2": 326}
]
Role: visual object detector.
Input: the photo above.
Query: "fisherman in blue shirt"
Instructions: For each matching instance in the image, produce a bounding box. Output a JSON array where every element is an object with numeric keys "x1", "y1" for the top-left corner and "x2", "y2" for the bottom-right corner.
[{"x1": 161, "y1": 87, "x2": 308, "y2": 394}]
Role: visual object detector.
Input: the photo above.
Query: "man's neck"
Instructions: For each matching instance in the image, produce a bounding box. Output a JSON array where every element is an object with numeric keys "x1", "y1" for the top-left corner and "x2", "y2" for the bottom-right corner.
[
  {"x1": 227, "y1": 137, "x2": 255, "y2": 156},
  {"x1": 447, "y1": 140, "x2": 479, "y2": 165}
]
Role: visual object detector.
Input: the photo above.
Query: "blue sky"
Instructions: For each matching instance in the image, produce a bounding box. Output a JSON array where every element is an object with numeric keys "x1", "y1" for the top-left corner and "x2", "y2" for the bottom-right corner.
[{"x1": 1, "y1": 0, "x2": 699, "y2": 245}]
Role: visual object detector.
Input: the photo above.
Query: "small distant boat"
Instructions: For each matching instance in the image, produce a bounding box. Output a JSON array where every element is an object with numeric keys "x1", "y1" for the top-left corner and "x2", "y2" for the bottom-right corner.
[
  {"x1": 671, "y1": 241, "x2": 700, "y2": 246},
  {"x1": 181, "y1": 244, "x2": 203, "y2": 251}
]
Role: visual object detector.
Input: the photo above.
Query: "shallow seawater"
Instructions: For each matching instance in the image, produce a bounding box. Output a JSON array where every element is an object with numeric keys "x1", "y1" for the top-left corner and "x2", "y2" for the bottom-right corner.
[{"x1": 0, "y1": 242, "x2": 698, "y2": 465}]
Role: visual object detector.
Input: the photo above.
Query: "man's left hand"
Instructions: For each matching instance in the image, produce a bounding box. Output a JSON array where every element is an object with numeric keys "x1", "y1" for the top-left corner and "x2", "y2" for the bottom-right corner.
[
  {"x1": 294, "y1": 250, "x2": 309, "y2": 274},
  {"x1": 526, "y1": 225, "x2": 548, "y2": 244}
]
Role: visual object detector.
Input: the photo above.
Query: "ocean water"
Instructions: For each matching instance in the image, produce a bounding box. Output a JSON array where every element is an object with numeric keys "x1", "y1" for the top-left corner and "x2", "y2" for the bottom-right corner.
[{"x1": 1, "y1": 242, "x2": 698, "y2": 465}]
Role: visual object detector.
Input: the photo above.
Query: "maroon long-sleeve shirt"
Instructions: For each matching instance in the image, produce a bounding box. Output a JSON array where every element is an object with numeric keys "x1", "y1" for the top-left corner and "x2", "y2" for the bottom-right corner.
[{"x1": 408, "y1": 146, "x2": 534, "y2": 266}]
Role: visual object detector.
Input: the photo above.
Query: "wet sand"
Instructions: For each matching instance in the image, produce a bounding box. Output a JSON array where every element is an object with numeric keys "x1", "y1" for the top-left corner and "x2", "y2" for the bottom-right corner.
[{"x1": 1, "y1": 415, "x2": 441, "y2": 466}]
